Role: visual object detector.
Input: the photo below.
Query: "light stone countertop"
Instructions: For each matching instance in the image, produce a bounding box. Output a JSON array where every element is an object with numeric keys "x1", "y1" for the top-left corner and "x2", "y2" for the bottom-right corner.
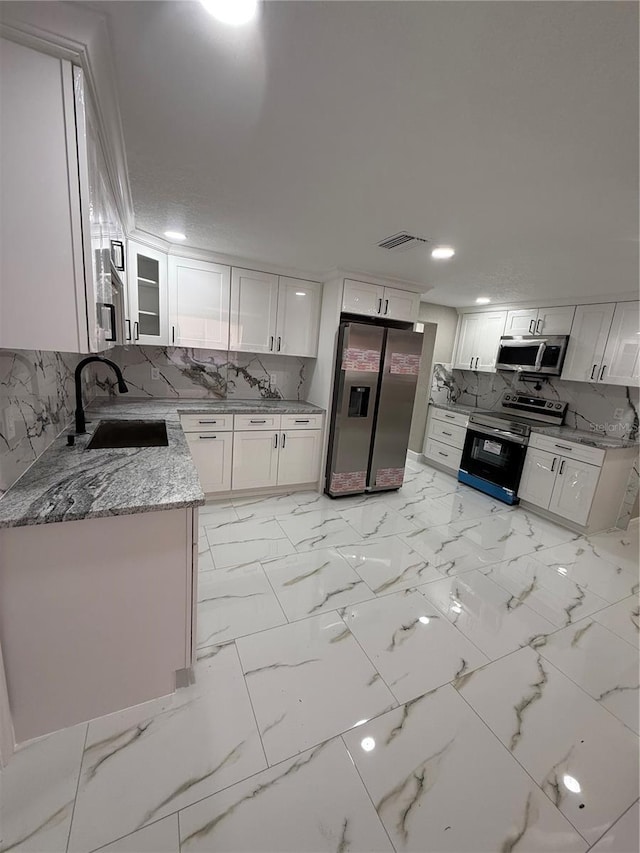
[{"x1": 0, "y1": 398, "x2": 325, "y2": 529}]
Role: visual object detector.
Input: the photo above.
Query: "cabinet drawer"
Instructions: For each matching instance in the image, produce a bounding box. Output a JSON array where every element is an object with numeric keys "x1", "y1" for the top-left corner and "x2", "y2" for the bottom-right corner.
[
  {"x1": 430, "y1": 407, "x2": 469, "y2": 429},
  {"x1": 528, "y1": 432, "x2": 605, "y2": 467},
  {"x1": 428, "y1": 420, "x2": 467, "y2": 450},
  {"x1": 423, "y1": 438, "x2": 462, "y2": 471},
  {"x1": 281, "y1": 413, "x2": 323, "y2": 430},
  {"x1": 234, "y1": 413, "x2": 282, "y2": 431},
  {"x1": 180, "y1": 413, "x2": 233, "y2": 433}
]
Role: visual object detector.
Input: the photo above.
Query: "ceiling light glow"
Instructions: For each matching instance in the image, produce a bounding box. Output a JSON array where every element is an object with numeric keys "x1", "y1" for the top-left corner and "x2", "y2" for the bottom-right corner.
[
  {"x1": 419, "y1": 616, "x2": 430, "y2": 624},
  {"x1": 164, "y1": 231, "x2": 186, "y2": 241},
  {"x1": 361, "y1": 737, "x2": 376, "y2": 752},
  {"x1": 563, "y1": 774, "x2": 581, "y2": 793},
  {"x1": 476, "y1": 297, "x2": 491, "y2": 305},
  {"x1": 431, "y1": 246, "x2": 455, "y2": 260},
  {"x1": 200, "y1": 0, "x2": 258, "y2": 25}
]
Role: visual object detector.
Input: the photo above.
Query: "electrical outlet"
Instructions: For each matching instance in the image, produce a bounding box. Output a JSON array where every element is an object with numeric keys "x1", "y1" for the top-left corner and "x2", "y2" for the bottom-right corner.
[
  {"x1": 4, "y1": 407, "x2": 15, "y2": 441},
  {"x1": 613, "y1": 408, "x2": 625, "y2": 420},
  {"x1": 151, "y1": 367, "x2": 160, "y2": 381},
  {"x1": 270, "y1": 373, "x2": 277, "y2": 387}
]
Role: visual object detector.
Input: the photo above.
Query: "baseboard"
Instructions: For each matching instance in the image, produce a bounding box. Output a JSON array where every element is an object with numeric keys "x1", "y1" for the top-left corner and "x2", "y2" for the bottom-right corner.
[{"x1": 406, "y1": 449, "x2": 422, "y2": 464}]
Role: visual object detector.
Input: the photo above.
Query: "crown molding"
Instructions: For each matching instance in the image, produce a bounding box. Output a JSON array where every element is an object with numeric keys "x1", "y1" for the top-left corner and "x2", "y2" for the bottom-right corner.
[{"x1": 455, "y1": 291, "x2": 639, "y2": 314}]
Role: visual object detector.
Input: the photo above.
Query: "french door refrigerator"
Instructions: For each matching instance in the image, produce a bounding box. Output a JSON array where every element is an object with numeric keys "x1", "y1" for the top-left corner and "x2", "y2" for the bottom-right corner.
[{"x1": 325, "y1": 321, "x2": 422, "y2": 497}]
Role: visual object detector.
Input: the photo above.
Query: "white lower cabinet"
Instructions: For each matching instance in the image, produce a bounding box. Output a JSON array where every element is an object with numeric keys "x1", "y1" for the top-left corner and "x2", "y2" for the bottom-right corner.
[
  {"x1": 547, "y1": 457, "x2": 601, "y2": 526},
  {"x1": 517, "y1": 448, "x2": 557, "y2": 509},
  {"x1": 233, "y1": 430, "x2": 280, "y2": 490},
  {"x1": 185, "y1": 433, "x2": 232, "y2": 493},
  {"x1": 277, "y1": 429, "x2": 322, "y2": 486},
  {"x1": 422, "y1": 406, "x2": 469, "y2": 472}
]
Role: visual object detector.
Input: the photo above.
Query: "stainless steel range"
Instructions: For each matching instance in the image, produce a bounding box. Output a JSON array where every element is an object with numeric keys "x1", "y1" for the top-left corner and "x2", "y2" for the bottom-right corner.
[{"x1": 458, "y1": 392, "x2": 568, "y2": 505}]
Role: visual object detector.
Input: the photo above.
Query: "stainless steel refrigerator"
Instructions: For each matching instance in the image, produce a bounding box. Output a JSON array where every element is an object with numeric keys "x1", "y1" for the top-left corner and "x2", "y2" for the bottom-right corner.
[{"x1": 325, "y1": 321, "x2": 423, "y2": 497}]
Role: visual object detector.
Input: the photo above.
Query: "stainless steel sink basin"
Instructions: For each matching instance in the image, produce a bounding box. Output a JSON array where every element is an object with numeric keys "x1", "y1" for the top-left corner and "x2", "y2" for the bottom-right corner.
[{"x1": 86, "y1": 420, "x2": 168, "y2": 449}]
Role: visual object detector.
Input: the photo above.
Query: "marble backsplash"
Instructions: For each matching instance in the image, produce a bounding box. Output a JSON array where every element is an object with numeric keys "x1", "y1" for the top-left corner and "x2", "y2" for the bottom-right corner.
[
  {"x1": 430, "y1": 363, "x2": 639, "y2": 527},
  {"x1": 93, "y1": 345, "x2": 309, "y2": 402},
  {"x1": 0, "y1": 349, "x2": 93, "y2": 496},
  {"x1": 430, "y1": 363, "x2": 639, "y2": 440}
]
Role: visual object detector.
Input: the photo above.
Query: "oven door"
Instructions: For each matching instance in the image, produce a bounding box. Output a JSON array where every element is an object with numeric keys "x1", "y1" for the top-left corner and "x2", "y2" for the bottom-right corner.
[{"x1": 459, "y1": 426, "x2": 528, "y2": 503}]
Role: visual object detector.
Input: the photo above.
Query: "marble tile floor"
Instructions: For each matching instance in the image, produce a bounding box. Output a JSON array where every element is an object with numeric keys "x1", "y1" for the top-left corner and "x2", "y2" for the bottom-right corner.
[{"x1": 3, "y1": 460, "x2": 639, "y2": 853}]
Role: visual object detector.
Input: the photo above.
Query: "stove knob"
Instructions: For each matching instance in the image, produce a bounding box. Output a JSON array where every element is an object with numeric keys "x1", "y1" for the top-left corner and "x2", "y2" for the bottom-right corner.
[
  {"x1": 504, "y1": 395, "x2": 511, "y2": 401},
  {"x1": 555, "y1": 402, "x2": 562, "y2": 409},
  {"x1": 546, "y1": 401, "x2": 553, "y2": 408}
]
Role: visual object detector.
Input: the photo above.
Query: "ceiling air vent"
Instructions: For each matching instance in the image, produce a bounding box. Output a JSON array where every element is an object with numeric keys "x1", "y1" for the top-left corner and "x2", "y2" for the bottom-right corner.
[{"x1": 377, "y1": 232, "x2": 429, "y2": 252}]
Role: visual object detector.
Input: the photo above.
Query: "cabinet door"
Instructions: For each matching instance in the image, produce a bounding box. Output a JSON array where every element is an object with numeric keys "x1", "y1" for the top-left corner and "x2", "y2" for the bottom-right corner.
[
  {"x1": 128, "y1": 242, "x2": 169, "y2": 346},
  {"x1": 536, "y1": 305, "x2": 576, "y2": 335},
  {"x1": 342, "y1": 280, "x2": 384, "y2": 316},
  {"x1": 505, "y1": 309, "x2": 538, "y2": 336},
  {"x1": 599, "y1": 302, "x2": 640, "y2": 386},
  {"x1": 382, "y1": 287, "x2": 420, "y2": 322},
  {"x1": 276, "y1": 277, "x2": 322, "y2": 357},
  {"x1": 475, "y1": 312, "x2": 507, "y2": 372},
  {"x1": 548, "y1": 457, "x2": 600, "y2": 526},
  {"x1": 453, "y1": 314, "x2": 481, "y2": 369},
  {"x1": 232, "y1": 431, "x2": 279, "y2": 490},
  {"x1": 229, "y1": 269, "x2": 279, "y2": 353},
  {"x1": 561, "y1": 303, "x2": 615, "y2": 382},
  {"x1": 277, "y1": 430, "x2": 322, "y2": 486},
  {"x1": 518, "y1": 448, "x2": 557, "y2": 508},
  {"x1": 169, "y1": 257, "x2": 230, "y2": 349},
  {"x1": 186, "y1": 433, "x2": 232, "y2": 494}
]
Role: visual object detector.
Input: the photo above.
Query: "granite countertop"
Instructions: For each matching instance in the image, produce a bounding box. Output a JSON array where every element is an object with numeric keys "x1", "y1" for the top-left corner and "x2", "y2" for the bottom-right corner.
[
  {"x1": 429, "y1": 401, "x2": 637, "y2": 450},
  {"x1": 0, "y1": 398, "x2": 324, "y2": 529}
]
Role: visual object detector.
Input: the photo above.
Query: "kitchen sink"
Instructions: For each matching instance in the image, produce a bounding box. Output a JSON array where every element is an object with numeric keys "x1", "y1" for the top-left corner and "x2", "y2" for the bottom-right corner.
[{"x1": 86, "y1": 420, "x2": 168, "y2": 449}]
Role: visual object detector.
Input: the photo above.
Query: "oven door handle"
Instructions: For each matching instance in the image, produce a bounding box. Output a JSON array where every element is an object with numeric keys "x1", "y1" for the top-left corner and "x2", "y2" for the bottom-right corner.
[
  {"x1": 533, "y1": 341, "x2": 546, "y2": 372},
  {"x1": 468, "y1": 425, "x2": 529, "y2": 445}
]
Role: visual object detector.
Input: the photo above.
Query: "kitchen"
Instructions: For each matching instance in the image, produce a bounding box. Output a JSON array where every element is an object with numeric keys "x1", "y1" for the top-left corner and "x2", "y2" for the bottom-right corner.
[{"x1": 1, "y1": 2, "x2": 639, "y2": 852}]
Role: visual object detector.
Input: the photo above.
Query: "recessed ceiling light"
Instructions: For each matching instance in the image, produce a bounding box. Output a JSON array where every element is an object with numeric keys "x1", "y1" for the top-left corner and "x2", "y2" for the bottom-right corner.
[
  {"x1": 476, "y1": 297, "x2": 491, "y2": 304},
  {"x1": 431, "y1": 246, "x2": 455, "y2": 260},
  {"x1": 164, "y1": 231, "x2": 186, "y2": 241},
  {"x1": 200, "y1": 0, "x2": 258, "y2": 25}
]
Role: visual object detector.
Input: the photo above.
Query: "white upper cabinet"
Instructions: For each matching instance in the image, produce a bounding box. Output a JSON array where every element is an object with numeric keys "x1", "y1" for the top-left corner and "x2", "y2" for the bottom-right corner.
[
  {"x1": 276, "y1": 278, "x2": 322, "y2": 357},
  {"x1": 342, "y1": 280, "x2": 384, "y2": 317},
  {"x1": 0, "y1": 39, "x2": 124, "y2": 353},
  {"x1": 230, "y1": 269, "x2": 322, "y2": 357},
  {"x1": 453, "y1": 311, "x2": 506, "y2": 372},
  {"x1": 504, "y1": 306, "x2": 575, "y2": 337},
  {"x1": 169, "y1": 257, "x2": 230, "y2": 350},
  {"x1": 561, "y1": 303, "x2": 615, "y2": 382},
  {"x1": 342, "y1": 280, "x2": 420, "y2": 322},
  {"x1": 230, "y1": 269, "x2": 279, "y2": 354},
  {"x1": 128, "y1": 242, "x2": 169, "y2": 346},
  {"x1": 600, "y1": 301, "x2": 640, "y2": 386}
]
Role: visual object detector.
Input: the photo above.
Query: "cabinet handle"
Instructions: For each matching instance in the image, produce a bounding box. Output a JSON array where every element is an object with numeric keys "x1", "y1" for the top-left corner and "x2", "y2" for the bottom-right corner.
[
  {"x1": 295, "y1": 419, "x2": 310, "y2": 423},
  {"x1": 444, "y1": 414, "x2": 455, "y2": 419},
  {"x1": 134, "y1": 321, "x2": 140, "y2": 341},
  {"x1": 529, "y1": 320, "x2": 535, "y2": 334},
  {"x1": 198, "y1": 420, "x2": 218, "y2": 424},
  {"x1": 442, "y1": 431, "x2": 452, "y2": 437},
  {"x1": 277, "y1": 336, "x2": 281, "y2": 352},
  {"x1": 384, "y1": 299, "x2": 389, "y2": 315},
  {"x1": 554, "y1": 444, "x2": 572, "y2": 451},
  {"x1": 125, "y1": 318, "x2": 131, "y2": 341},
  {"x1": 469, "y1": 358, "x2": 473, "y2": 369},
  {"x1": 536, "y1": 318, "x2": 543, "y2": 334},
  {"x1": 269, "y1": 336, "x2": 274, "y2": 351},
  {"x1": 250, "y1": 419, "x2": 267, "y2": 424},
  {"x1": 438, "y1": 451, "x2": 448, "y2": 457},
  {"x1": 198, "y1": 435, "x2": 217, "y2": 440},
  {"x1": 282, "y1": 433, "x2": 286, "y2": 448},
  {"x1": 172, "y1": 325, "x2": 175, "y2": 344},
  {"x1": 599, "y1": 365, "x2": 606, "y2": 381},
  {"x1": 274, "y1": 433, "x2": 278, "y2": 448},
  {"x1": 590, "y1": 364, "x2": 597, "y2": 380},
  {"x1": 377, "y1": 298, "x2": 382, "y2": 314},
  {"x1": 559, "y1": 460, "x2": 565, "y2": 475},
  {"x1": 551, "y1": 456, "x2": 557, "y2": 472}
]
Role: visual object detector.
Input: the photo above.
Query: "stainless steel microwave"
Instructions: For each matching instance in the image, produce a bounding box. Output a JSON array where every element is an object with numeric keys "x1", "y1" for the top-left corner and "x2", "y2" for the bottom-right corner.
[{"x1": 495, "y1": 335, "x2": 569, "y2": 376}]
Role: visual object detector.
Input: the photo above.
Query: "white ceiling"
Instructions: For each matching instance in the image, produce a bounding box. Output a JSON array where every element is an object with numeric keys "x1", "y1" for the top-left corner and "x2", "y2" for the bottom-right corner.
[{"x1": 93, "y1": 0, "x2": 637, "y2": 306}]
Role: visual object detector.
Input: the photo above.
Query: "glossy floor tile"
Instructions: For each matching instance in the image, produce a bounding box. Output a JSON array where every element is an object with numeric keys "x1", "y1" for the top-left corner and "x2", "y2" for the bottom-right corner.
[
  {"x1": 536, "y1": 618, "x2": 639, "y2": 734},
  {"x1": 264, "y1": 547, "x2": 374, "y2": 621},
  {"x1": 179, "y1": 738, "x2": 393, "y2": 853},
  {"x1": 343, "y1": 685, "x2": 587, "y2": 852},
  {"x1": 235, "y1": 611, "x2": 396, "y2": 765},
  {"x1": 340, "y1": 591, "x2": 489, "y2": 703},
  {"x1": 458, "y1": 646, "x2": 640, "y2": 844},
  {"x1": 196, "y1": 562, "x2": 287, "y2": 646},
  {"x1": 3, "y1": 457, "x2": 638, "y2": 853}
]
